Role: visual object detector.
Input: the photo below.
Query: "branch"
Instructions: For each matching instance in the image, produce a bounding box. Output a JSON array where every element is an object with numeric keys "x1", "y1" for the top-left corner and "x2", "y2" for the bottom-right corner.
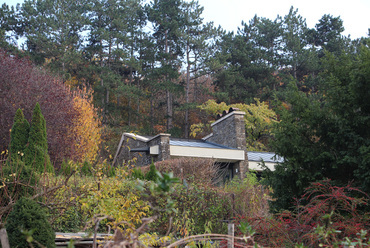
[{"x1": 0, "y1": 171, "x2": 75, "y2": 217}]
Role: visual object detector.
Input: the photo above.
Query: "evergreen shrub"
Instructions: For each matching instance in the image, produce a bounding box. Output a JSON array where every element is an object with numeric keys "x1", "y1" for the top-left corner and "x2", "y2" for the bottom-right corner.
[
  {"x1": 9, "y1": 108, "x2": 30, "y2": 162},
  {"x1": 0, "y1": 163, "x2": 39, "y2": 203},
  {"x1": 6, "y1": 197, "x2": 55, "y2": 248},
  {"x1": 145, "y1": 162, "x2": 159, "y2": 181},
  {"x1": 24, "y1": 103, "x2": 53, "y2": 173}
]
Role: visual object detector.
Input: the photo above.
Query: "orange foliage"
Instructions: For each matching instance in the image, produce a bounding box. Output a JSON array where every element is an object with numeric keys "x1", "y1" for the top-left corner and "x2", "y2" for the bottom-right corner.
[
  {"x1": 153, "y1": 125, "x2": 166, "y2": 133},
  {"x1": 70, "y1": 88, "x2": 102, "y2": 163}
]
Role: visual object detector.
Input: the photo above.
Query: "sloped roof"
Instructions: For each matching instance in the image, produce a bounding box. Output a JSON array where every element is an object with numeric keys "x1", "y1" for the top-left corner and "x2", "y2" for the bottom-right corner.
[
  {"x1": 247, "y1": 151, "x2": 283, "y2": 163},
  {"x1": 170, "y1": 139, "x2": 235, "y2": 149}
]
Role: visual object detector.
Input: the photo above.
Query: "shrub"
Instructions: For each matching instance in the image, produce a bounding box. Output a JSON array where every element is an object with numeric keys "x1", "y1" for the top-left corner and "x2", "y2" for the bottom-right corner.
[
  {"x1": 24, "y1": 103, "x2": 53, "y2": 173},
  {"x1": 146, "y1": 157, "x2": 219, "y2": 186},
  {"x1": 145, "y1": 161, "x2": 159, "y2": 181},
  {"x1": 9, "y1": 108, "x2": 30, "y2": 162},
  {"x1": 51, "y1": 206, "x2": 82, "y2": 233},
  {"x1": 236, "y1": 179, "x2": 370, "y2": 247},
  {"x1": 80, "y1": 161, "x2": 93, "y2": 176},
  {"x1": 6, "y1": 197, "x2": 55, "y2": 248},
  {"x1": 223, "y1": 172, "x2": 271, "y2": 219},
  {"x1": 0, "y1": 162, "x2": 39, "y2": 220},
  {"x1": 79, "y1": 174, "x2": 150, "y2": 234},
  {"x1": 131, "y1": 167, "x2": 145, "y2": 180}
]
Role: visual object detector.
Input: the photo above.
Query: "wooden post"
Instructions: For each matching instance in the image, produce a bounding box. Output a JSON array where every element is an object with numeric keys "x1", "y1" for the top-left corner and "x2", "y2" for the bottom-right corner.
[
  {"x1": 228, "y1": 223, "x2": 234, "y2": 248},
  {"x1": 0, "y1": 228, "x2": 10, "y2": 248}
]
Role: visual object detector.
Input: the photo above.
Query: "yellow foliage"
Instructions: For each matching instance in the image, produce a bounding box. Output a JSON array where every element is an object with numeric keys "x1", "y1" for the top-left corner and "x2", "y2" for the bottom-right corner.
[
  {"x1": 79, "y1": 176, "x2": 150, "y2": 233},
  {"x1": 193, "y1": 99, "x2": 279, "y2": 151},
  {"x1": 64, "y1": 76, "x2": 80, "y2": 88},
  {"x1": 70, "y1": 88, "x2": 102, "y2": 163},
  {"x1": 139, "y1": 233, "x2": 172, "y2": 247}
]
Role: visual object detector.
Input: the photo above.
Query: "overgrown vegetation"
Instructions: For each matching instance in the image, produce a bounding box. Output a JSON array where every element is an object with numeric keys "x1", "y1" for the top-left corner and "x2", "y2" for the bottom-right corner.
[{"x1": 0, "y1": 0, "x2": 369, "y2": 246}]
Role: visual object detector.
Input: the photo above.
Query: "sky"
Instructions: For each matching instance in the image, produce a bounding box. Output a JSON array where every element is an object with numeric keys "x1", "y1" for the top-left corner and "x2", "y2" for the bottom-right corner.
[{"x1": 3, "y1": 0, "x2": 370, "y2": 39}]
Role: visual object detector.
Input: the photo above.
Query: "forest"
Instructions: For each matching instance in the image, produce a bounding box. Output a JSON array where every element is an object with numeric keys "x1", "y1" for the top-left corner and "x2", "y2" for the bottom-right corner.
[{"x1": 0, "y1": 0, "x2": 370, "y2": 247}]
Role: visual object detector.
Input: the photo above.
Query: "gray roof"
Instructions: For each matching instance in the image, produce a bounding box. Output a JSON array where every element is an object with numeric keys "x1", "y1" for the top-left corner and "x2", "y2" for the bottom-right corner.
[
  {"x1": 169, "y1": 139, "x2": 234, "y2": 149},
  {"x1": 247, "y1": 151, "x2": 283, "y2": 163},
  {"x1": 170, "y1": 139, "x2": 283, "y2": 163}
]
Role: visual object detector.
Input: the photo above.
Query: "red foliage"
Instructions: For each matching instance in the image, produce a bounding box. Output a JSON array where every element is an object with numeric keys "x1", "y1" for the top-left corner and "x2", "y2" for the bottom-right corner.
[
  {"x1": 0, "y1": 49, "x2": 78, "y2": 166},
  {"x1": 234, "y1": 179, "x2": 370, "y2": 247}
]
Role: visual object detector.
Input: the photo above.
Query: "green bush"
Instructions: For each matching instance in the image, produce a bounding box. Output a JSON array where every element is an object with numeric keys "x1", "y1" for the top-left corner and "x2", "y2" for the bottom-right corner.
[
  {"x1": 6, "y1": 197, "x2": 55, "y2": 248},
  {"x1": 60, "y1": 159, "x2": 73, "y2": 176},
  {"x1": 9, "y1": 108, "x2": 30, "y2": 162},
  {"x1": 149, "y1": 183, "x2": 231, "y2": 236},
  {"x1": 24, "y1": 103, "x2": 53, "y2": 173},
  {"x1": 145, "y1": 162, "x2": 158, "y2": 182},
  {"x1": 80, "y1": 160, "x2": 92, "y2": 176},
  {"x1": 131, "y1": 167, "x2": 145, "y2": 180},
  {"x1": 51, "y1": 206, "x2": 83, "y2": 233},
  {"x1": 0, "y1": 162, "x2": 39, "y2": 213}
]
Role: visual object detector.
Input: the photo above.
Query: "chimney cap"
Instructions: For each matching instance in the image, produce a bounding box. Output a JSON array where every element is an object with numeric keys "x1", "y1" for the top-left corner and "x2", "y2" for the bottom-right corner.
[{"x1": 216, "y1": 107, "x2": 241, "y2": 120}]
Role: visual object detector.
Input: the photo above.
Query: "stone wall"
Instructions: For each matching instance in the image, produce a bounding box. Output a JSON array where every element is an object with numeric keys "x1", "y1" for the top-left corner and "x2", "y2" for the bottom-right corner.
[
  {"x1": 113, "y1": 135, "x2": 151, "y2": 166},
  {"x1": 113, "y1": 133, "x2": 171, "y2": 167},
  {"x1": 205, "y1": 111, "x2": 248, "y2": 179},
  {"x1": 148, "y1": 133, "x2": 171, "y2": 162}
]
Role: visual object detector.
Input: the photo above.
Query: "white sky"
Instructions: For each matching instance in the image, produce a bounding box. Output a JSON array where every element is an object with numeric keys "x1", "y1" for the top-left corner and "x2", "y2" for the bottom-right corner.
[{"x1": 3, "y1": 0, "x2": 370, "y2": 39}]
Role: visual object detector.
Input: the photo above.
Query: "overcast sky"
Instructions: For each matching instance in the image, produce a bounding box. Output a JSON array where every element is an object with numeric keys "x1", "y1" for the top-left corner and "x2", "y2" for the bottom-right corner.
[{"x1": 3, "y1": 0, "x2": 370, "y2": 39}]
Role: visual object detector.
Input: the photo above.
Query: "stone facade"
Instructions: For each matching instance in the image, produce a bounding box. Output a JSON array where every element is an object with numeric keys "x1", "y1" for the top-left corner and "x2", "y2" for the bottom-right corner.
[
  {"x1": 148, "y1": 133, "x2": 171, "y2": 161},
  {"x1": 204, "y1": 111, "x2": 248, "y2": 179},
  {"x1": 113, "y1": 133, "x2": 171, "y2": 167},
  {"x1": 113, "y1": 110, "x2": 249, "y2": 180}
]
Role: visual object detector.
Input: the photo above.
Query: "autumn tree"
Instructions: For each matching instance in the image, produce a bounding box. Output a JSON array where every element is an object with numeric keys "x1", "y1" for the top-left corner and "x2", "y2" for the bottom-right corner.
[
  {"x1": 70, "y1": 88, "x2": 102, "y2": 164},
  {"x1": 192, "y1": 99, "x2": 278, "y2": 151},
  {"x1": 0, "y1": 49, "x2": 102, "y2": 167}
]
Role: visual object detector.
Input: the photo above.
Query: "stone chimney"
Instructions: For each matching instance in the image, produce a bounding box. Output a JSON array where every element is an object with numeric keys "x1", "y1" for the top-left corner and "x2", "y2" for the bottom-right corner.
[
  {"x1": 203, "y1": 108, "x2": 248, "y2": 179},
  {"x1": 205, "y1": 108, "x2": 246, "y2": 149}
]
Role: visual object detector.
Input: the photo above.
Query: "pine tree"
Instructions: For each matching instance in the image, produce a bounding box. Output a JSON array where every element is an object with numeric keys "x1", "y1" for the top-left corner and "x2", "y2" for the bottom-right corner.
[
  {"x1": 24, "y1": 103, "x2": 53, "y2": 173},
  {"x1": 9, "y1": 108, "x2": 30, "y2": 162}
]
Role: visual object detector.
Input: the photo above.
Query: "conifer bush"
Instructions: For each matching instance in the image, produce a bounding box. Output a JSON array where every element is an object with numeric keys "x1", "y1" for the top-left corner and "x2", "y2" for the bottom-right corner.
[
  {"x1": 9, "y1": 108, "x2": 30, "y2": 162},
  {"x1": 24, "y1": 103, "x2": 53, "y2": 173},
  {"x1": 0, "y1": 163, "x2": 39, "y2": 206},
  {"x1": 6, "y1": 197, "x2": 55, "y2": 248},
  {"x1": 145, "y1": 161, "x2": 159, "y2": 181}
]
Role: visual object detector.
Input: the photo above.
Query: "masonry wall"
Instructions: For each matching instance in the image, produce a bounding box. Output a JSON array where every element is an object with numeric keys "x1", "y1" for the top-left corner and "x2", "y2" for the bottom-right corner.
[
  {"x1": 113, "y1": 136, "x2": 151, "y2": 166},
  {"x1": 113, "y1": 133, "x2": 171, "y2": 167},
  {"x1": 205, "y1": 111, "x2": 248, "y2": 179},
  {"x1": 148, "y1": 133, "x2": 171, "y2": 162}
]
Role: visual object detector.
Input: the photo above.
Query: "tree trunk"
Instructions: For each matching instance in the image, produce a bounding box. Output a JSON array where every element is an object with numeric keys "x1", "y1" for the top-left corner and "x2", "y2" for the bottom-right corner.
[
  {"x1": 164, "y1": 30, "x2": 173, "y2": 131},
  {"x1": 166, "y1": 90, "x2": 173, "y2": 131},
  {"x1": 184, "y1": 43, "x2": 191, "y2": 138}
]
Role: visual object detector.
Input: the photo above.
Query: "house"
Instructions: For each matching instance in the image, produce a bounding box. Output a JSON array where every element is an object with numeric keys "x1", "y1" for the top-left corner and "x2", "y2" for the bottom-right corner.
[{"x1": 112, "y1": 108, "x2": 282, "y2": 180}]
